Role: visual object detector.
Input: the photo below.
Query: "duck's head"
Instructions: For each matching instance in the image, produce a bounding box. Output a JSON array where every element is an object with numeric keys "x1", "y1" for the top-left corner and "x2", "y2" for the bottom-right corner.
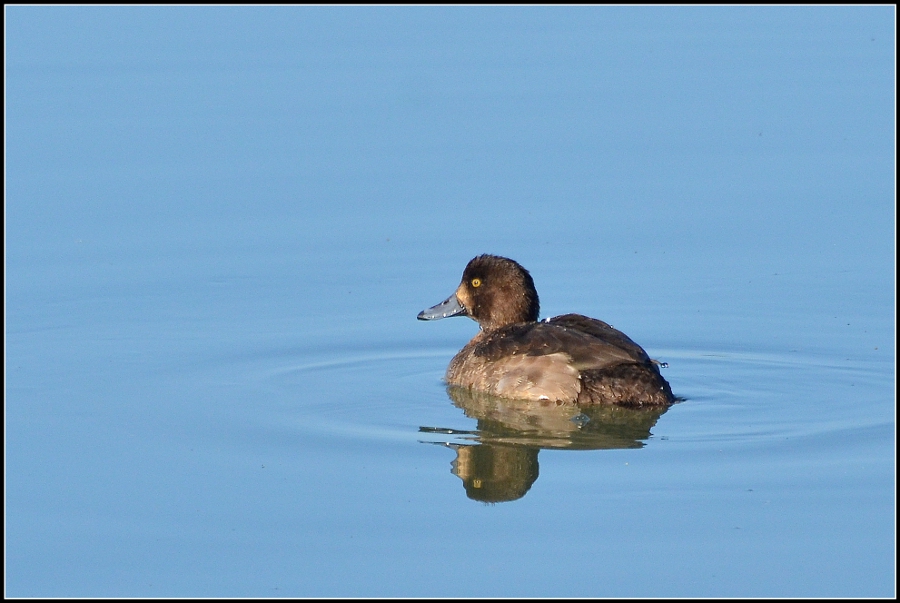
[{"x1": 417, "y1": 254, "x2": 540, "y2": 331}]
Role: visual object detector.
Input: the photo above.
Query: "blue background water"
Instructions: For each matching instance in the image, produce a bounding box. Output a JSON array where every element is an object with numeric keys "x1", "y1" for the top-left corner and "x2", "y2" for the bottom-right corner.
[{"x1": 6, "y1": 6, "x2": 895, "y2": 597}]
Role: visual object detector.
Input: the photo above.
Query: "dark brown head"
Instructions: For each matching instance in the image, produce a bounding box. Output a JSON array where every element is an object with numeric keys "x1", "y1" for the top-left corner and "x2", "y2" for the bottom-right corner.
[{"x1": 418, "y1": 254, "x2": 540, "y2": 331}]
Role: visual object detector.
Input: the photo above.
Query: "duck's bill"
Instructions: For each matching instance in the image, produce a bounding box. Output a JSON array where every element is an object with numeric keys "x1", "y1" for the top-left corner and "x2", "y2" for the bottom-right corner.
[{"x1": 417, "y1": 294, "x2": 467, "y2": 320}]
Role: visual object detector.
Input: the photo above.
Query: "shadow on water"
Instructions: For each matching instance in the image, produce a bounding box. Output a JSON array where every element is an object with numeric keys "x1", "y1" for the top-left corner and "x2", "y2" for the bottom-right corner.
[{"x1": 420, "y1": 386, "x2": 671, "y2": 504}]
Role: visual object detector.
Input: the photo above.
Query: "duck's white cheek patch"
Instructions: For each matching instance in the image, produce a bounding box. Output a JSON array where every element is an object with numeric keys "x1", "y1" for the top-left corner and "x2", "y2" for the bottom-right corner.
[{"x1": 455, "y1": 284, "x2": 473, "y2": 312}]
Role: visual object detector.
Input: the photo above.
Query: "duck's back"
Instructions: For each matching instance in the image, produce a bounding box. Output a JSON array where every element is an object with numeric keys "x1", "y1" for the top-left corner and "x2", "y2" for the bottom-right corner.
[{"x1": 446, "y1": 313, "x2": 673, "y2": 406}]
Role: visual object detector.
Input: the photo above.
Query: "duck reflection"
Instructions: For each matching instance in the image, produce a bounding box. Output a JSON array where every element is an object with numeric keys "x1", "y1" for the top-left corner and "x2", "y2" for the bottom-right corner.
[{"x1": 421, "y1": 386, "x2": 670, "y2": 503}]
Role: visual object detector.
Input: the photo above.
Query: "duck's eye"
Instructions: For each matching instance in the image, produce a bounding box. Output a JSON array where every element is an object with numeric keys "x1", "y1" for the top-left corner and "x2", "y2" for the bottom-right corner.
[{"x1": 471, "y1": 278, "x2": 482, "y2": 288}]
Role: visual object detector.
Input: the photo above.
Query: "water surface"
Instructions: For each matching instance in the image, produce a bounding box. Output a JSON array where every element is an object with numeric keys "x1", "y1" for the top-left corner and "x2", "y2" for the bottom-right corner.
[{"x1": 6, "y1": 6, "x2": 895, "y2": 597}]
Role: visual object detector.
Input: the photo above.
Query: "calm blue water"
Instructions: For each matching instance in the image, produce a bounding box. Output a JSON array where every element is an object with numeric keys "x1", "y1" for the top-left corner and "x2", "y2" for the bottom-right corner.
[{"x1": 6, "y1": 6, "x2": 895, "y2": 597}]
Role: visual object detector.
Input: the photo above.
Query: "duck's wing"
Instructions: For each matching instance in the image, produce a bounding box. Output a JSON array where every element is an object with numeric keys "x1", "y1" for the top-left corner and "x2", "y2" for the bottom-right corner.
[
  {"x1": 546, "y1": 314, "x2": 653, "y2": 364},
  {"x1": 472, "y1": 318, "x2": 646, "y2": 371}
]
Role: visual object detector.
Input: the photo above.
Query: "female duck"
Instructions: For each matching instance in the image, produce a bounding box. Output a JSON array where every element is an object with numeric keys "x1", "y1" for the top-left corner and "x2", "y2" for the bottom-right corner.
[{"x1": 418, "y1": 254, "x2": 674, "y2": 407}]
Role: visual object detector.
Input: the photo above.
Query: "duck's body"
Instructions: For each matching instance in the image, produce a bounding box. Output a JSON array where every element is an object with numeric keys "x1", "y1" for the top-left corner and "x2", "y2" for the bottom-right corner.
[{"x1": 418, "y1": 255, "x2": 674, "y2": 407}]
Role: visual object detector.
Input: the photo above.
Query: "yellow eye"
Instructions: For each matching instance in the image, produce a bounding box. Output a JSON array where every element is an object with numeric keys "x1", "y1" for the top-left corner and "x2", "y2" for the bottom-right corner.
[{"x1": 471, "y1": 278, "x2": 481, "y2": 288}]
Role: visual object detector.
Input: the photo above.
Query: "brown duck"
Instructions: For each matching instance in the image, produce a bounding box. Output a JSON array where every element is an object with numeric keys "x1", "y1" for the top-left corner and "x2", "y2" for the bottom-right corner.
[{"x1": 418, "y1": 254, "x2": 674, "y2": 407}]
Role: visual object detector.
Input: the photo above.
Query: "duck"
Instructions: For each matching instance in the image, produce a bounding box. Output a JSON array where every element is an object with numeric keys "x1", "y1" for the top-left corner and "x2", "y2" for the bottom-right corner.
[{"x1": 418, "y1": 254, "x2": 674, "y2": 407}]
